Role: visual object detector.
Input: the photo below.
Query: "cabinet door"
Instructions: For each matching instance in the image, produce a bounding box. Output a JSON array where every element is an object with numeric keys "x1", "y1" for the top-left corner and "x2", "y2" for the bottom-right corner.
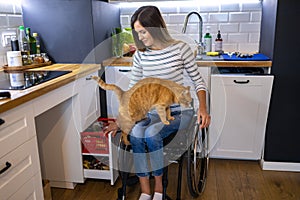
[
  {"x1": 105, "y1": 66, "x2": 131, "y2": 118},
  {"x1": 0, "y1": 137, "x2": 42, "y2": 200},
  {"x1": 75, "y1": 71, "x2": 101, "y2": 131},
  {"x1": 209, "y1": 75, "x2": 273, "y2": 160},
  {"x1": 0, "y1": 102, "x2": 35, "y2": 158}
]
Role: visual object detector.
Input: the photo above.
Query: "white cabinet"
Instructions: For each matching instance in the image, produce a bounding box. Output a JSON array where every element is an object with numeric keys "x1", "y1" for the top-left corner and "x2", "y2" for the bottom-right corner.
[
  {"x1": 0, "y1": 103, "x2": 43, "y2": 200},
  {"x1": 209, "y1": 74, "x2": 274, "y2": 160},
  {"x1": 35, "y1": 71, "x2": 101, "y2": 189},
  {"x1": 105, "y1": 66, "x2": 131, "y2": 118},
  {"x1": 183, "y1": 67, "x2": 210, "y2": 109}
]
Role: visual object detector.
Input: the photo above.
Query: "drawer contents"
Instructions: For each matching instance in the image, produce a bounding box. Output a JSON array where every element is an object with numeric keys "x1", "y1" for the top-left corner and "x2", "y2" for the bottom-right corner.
[
  {"x1": 82, "y1": 155, "x2": 109, "y2": 170},
  {"x1": 81, "y1": 118, "x2": 115, "y2": 154}
]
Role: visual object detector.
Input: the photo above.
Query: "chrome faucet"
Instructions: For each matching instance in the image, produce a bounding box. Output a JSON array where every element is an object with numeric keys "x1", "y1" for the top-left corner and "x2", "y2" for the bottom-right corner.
[{"x1": 182, "y1": 11, "x2": 204, "y2": 57}]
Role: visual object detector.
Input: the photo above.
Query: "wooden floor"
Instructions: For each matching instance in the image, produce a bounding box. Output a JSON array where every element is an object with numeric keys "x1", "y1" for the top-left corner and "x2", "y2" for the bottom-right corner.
[{"x1": 51, "y1": 159, "x2": 300, "y2": 200}]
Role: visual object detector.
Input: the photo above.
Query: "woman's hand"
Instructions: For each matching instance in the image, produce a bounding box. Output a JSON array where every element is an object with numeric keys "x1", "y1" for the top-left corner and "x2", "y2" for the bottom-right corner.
[
  {"x1": 103, "y1": 121, "x2": 119, "y2": 137},
  {"x1": 197, "y1": 107, "x2": 211, "y2": 129}
]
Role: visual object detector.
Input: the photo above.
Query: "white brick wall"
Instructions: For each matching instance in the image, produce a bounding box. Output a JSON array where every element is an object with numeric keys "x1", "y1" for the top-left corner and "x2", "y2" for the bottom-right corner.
[
  {"x1": 0, "y1": 2, "x2": 23, "y2": 66},
  {"x1": 119, "y1": 1, "x2": 262, "y2": 53}
]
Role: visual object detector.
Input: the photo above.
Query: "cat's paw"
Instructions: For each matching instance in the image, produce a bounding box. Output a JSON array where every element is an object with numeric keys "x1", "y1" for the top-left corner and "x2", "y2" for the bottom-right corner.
[
  {"x1": 162, "y1": 121, "x2": 170, "y2": 125},
  {"x1": 168, "y1": 116, "x2": 175, "y2": 121}
]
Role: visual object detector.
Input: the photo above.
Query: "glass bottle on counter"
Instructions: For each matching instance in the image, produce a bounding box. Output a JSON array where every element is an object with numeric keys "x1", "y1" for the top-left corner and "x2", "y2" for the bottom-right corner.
[
  {"x1": 204, "y1": 27, "x2": 212, "y2": 53},
  {"x1": 18, "y1": 25, "x2": 31, "y2": 65},
  {"x1": 215, "y1": 30, "x2": 223, "y2": 53},
  {"x1": 26, "y1": 27, "x2": 37, "y2": 55},
  {"x1": 33, "y1": 32, "x2": 41, "y2": 54}
]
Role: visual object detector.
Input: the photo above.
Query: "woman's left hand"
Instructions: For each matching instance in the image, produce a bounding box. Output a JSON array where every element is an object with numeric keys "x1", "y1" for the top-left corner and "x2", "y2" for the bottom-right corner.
[{"x1": 197, "y1": 107, "x2": 211, "y2": 129}]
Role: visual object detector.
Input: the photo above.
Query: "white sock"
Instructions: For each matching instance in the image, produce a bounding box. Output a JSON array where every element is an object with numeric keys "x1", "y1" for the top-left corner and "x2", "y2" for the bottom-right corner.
[
  {"x1": 139, "y1": 193, "x2": 152, "y2": 200},
  {"x1": 152, "y1": 192, "x2": 163, "y2": 200}
]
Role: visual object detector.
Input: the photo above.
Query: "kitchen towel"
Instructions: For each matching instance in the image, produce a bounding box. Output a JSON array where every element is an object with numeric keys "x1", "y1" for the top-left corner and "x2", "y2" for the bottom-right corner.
[{"x1": 222, "y1": 53, "x2": 271, "y2": 61}]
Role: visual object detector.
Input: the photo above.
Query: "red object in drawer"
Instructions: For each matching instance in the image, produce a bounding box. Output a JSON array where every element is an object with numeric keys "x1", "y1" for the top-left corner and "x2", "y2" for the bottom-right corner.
[{"x1": 81, "y1": 131, "x2": 109, "y2": 154}]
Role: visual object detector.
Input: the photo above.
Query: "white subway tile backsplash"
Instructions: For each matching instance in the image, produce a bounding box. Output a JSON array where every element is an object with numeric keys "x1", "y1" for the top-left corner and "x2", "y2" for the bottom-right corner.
[
  {"x1": 240, "y1": 22, "x2": 260, "y2": 32},
  {"x1": 220, "y1": 3, "x2": 240, "y2": 12},
  {"x1": 7, "y1": 14, "x2": 22, "y2": 27},
  {"x1": 228, "y1": 33, "x2": 248, "y2": 43},
  {"x1": 241, "y1": 2, "x2": 262, "y2": 11},
  {"x1": 179, "y1": 5, "x2": 199, "y2": 13},
  {"x1": 169, "y1": 14, "x2": 187, "y2": 24},
  {"x1": 222, "y1": 43, "x2": 238, "y2": 52},
  {"x1": 219, "y1": 23, "x2": 239, "y2": 33},
  {"x1": 159, "y1": 5, "x2": 177, "y2": 13},
  {"x1": 209, "y1": 13, "x2": 228, "y2": 23},
  {"x1": 249, "y1": 33, "x2": 260, "y2": 43},
  {"x1": 229, "y1": 12, "x2": 250, "y2": 22},
  {"x1": 238, "y1": 43, "x2": 259, "y2": 53},
  {"x1": 200, "y1": 5, "x2": 219, "y2": 12},
  {"x1": 250, "y1": 11, "x2": 261, "y2": 22},
  {"x1": 121, "y1": 15, "x2": 130, "y2": 26},
  {"x1": 0, "y1": 15, "x2": 7, "y2": 27}
]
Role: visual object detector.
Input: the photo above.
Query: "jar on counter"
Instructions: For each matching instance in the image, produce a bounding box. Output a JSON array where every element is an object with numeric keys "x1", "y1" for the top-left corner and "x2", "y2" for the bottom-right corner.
[
  {"x1": 6, "y1": 51, "x2": 22, "y2": 67},
  {"x1": 9, "y1": 72, "x2": 25, "y2": 88}
]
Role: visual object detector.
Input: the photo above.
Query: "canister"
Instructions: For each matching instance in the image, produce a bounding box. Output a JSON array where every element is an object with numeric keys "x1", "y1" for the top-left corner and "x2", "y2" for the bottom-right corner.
[
  {"x1": 9, "y1": 72, "x2": 25, "y2": 87},
  {"x1": 6, "y1": 51, "x2": 22, "y2": 67}
]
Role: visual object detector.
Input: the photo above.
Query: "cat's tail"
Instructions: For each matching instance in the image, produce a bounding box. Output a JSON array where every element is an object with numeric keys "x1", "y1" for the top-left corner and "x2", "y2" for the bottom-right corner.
[{"x1": 91, "y1": 76, "x2": 124, "y2": 98}]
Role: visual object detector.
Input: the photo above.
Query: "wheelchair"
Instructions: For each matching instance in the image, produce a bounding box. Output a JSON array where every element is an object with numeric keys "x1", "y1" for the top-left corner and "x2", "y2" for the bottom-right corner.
[{"x1": 116, "y1": 109, "x2": 209, "y2": 200}]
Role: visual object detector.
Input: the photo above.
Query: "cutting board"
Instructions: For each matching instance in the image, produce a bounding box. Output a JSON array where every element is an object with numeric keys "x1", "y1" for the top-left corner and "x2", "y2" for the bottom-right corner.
[{"x1": 222, "y1": 53, "x2": 270, "y2": 61}]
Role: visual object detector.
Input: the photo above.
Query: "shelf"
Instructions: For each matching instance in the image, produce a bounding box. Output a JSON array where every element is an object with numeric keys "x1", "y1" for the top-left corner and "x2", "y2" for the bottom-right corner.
[
  {"x1": 82, "y1": 153, "x2": 109, "y2": 157},
  {"x1": 84, "y1": 169, "x2": 111, "y2": 180}
]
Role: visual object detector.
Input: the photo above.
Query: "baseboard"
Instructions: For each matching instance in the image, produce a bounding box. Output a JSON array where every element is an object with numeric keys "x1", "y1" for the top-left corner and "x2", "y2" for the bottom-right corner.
[
  {"x1": 49, "y1": 180, "x2": 77, "y2": 189},
  {"x1": 260, "y1": 159, "x2": 300, "y2": 172}
]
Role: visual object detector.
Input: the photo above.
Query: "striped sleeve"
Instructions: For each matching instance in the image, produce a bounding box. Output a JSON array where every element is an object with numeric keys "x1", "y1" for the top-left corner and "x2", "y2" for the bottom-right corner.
[
  {"x1": 180, "y1": 43, "x2": 207, "y2": 92},
  {"x1": 129, "y1": 51, "x2": 142, "y2": 88}
]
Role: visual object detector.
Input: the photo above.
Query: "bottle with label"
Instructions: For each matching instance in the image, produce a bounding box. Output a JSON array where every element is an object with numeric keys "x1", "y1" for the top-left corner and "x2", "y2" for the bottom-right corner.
[
  {"x1": 33, "y1": 32, "x2": 41, "y2": 54},
  {"x1": 215, "y1": 30, "x2": 223, "y2": 53},
  {"x1": 18, "y1": 25, "x2": 31, "y2": 65},
  {"x1": 26, "y1": 27, "x2": 37, "y2": 55},
  {"x1": 204, "y1": 27, "x2": 212, "y2": 53},
  {"x1": 10, "y1": 36, "x2": 19, "y2": 51}
]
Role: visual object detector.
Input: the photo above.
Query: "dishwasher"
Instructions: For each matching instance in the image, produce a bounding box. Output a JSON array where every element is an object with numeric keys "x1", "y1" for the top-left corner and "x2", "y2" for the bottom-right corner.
[{"x1": 208, "y1": 67, "x2": 274, "y2": 160}]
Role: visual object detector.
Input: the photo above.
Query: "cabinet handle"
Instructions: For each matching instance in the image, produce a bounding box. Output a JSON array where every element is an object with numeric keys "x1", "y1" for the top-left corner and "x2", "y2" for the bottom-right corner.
[
  {"x1": 233, "y1": 80, "x2": 250, "y2": 84},
  {"x1": 0, "y1": 118, "x2": 4, "y2": 126},
  {"x1": 119, "y1": 69, "x2": 131, "y2": 72},
  {"x1": 0, "y1": 162, "x2": 12, "y2": 175}
]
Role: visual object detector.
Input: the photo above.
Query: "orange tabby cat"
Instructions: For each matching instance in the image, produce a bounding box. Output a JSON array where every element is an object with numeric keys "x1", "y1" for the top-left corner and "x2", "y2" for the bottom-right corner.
[{"x1": 91, "y1": 76, "x2": 192, "y2": 145}]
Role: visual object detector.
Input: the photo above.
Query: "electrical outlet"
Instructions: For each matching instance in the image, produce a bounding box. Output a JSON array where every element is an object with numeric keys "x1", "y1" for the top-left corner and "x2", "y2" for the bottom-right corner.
[{"x1": 1, "y1": 31, "x2": 17, "y2": 48}]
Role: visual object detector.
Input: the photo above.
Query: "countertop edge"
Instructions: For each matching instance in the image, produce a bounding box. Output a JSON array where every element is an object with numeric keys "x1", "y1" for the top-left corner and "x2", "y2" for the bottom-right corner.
[
  {"x1": 102, "y1": 57, "x2": 272, "y2": 67},
  {"x1": 0, "y1": 64, "x2": 101, "y2": 114}
]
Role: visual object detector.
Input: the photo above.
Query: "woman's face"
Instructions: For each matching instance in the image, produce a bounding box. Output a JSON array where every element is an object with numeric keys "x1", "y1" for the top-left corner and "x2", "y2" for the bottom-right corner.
[{"x1": 133, "y1": 21, "x2": 154, "y2": 47}]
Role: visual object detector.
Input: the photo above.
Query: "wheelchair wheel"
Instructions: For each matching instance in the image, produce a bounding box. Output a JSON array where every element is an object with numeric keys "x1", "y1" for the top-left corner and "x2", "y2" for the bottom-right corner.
[{"x1": 187, "y1": 124, "x2": 209, "y2": 197}]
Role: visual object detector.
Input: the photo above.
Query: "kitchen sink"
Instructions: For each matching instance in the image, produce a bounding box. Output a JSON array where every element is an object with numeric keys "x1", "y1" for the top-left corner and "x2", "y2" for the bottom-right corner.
[{"x1": 0, "y1": 70, "x2": 72, "y2": 90}]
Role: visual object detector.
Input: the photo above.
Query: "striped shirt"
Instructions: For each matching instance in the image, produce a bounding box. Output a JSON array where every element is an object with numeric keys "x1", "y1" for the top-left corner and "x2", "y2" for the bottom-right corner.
[{"x1": 128, "y1": 41, "x2": 207, "y2": 92}]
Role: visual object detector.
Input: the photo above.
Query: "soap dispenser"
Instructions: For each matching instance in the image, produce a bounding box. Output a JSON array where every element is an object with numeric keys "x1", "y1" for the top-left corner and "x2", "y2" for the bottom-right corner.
[{"x1": 204, "y1": 27, "x2": 212, "y2": 52}]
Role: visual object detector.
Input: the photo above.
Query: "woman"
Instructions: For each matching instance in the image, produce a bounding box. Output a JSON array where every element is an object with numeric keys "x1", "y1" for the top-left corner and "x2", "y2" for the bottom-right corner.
[{"x1": 106, "y1": 6, "x2": 210, "y2": 200}]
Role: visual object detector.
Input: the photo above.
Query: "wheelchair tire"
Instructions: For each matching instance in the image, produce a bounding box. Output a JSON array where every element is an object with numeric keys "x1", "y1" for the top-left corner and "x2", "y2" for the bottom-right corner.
[{"x1": 186, "y1": 125, "x2": 208, "y2": 197}]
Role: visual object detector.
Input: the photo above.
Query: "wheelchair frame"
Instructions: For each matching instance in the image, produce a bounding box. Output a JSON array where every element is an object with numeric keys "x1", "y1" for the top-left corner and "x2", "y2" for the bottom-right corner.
[{"x1": 116, "y1": 111, "x2": 209, "y2": 200}]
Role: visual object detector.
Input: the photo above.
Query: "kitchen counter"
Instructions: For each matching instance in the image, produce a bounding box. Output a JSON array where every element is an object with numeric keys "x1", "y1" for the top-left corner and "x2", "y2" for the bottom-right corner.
[
  {"x1": 0, "y1": 63, "x2": 100, "y2": 114},
  {"x1": 102, "y1": 56, "x2": 272, "y2": 67}
]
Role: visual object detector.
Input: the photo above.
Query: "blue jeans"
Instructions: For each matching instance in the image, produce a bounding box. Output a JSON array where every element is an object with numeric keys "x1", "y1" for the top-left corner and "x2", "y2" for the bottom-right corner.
[{"x1": 130, "y1": 105, "x2": 194, "y2": 177}]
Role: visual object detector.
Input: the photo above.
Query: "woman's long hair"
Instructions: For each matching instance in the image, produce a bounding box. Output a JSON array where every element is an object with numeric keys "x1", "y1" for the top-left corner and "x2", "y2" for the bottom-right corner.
[{"x1": 130, "y1": 6, "x2": 176, "y2": 51}]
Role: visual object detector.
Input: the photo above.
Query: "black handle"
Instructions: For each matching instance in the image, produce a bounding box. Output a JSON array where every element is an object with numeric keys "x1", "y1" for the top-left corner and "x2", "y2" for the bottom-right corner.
[
  {"x1": 119, "y1": 69, "x2": 131, "y2": 72},
  {"x1": 233, "y1": 80, "x2": 250, "y2": 84},
  {"x1": 0, "y1": 92, "x2": 11, "y2": 99},
  {"x1": 0, "y1": 118, "x2": 4, "y2": 126},
  {"x1": 0, "y1": 162, "x2": 12, "y2": 175}
]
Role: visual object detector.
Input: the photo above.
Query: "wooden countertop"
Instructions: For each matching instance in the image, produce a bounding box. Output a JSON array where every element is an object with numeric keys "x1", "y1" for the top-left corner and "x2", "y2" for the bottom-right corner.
[
  {"x1": 0, "y1": 63, "x2": 100, "y2": 114},
  {"x1": 102, "y1": 56, "x2": 272, "y2": 67}
]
